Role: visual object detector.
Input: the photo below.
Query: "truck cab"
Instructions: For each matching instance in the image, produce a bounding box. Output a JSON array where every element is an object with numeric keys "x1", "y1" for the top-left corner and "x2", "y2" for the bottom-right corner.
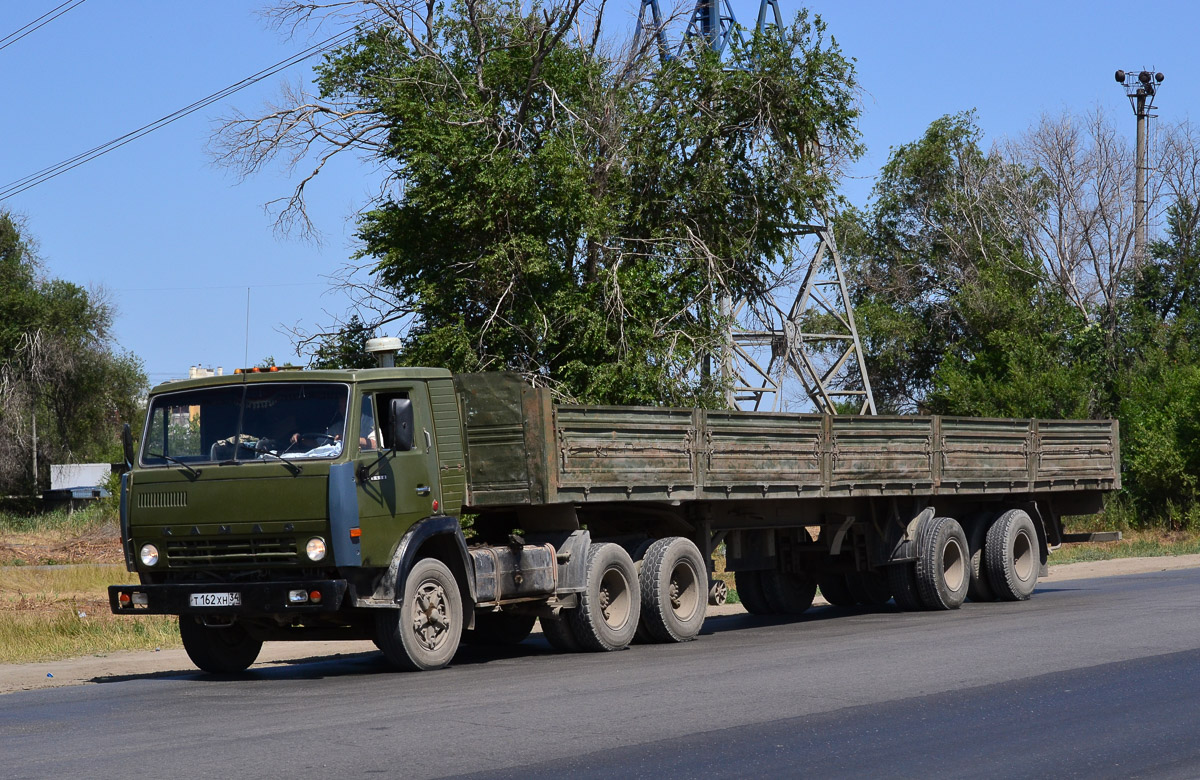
[{"x1": 110, "y1": 367, "x2": 479, "y2": 672}]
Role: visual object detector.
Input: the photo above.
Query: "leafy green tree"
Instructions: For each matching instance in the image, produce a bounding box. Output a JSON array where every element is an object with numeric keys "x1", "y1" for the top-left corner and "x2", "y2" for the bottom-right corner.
[
  {"x1": 838, "y1": 113, "x2": 1094, "y2": 418},
  {"x1": 0, "y1": 211, "x2": 147, "y2": 492},
  {"x1": 308, "y1": 314, "x2": 376, "y2": 369},
  {"x1": 1111, "y1": 199, "x2": 1200, "y2": 525},
  {"x1": 218, "y1": 0, "x2": 860, "y2": 404}
]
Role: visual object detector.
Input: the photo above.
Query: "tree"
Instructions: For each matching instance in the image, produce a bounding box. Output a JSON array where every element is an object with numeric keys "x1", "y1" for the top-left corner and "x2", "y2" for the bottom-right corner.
[
  {"x1": 0, "y1": 211, "x2": 147, "y2": 493},
  {"x1": 215, "y1": 0, "x2": 861, "y2": 404},
  {"x1": 838, "y1": 113, "x2": 1095, "y2": 417}
]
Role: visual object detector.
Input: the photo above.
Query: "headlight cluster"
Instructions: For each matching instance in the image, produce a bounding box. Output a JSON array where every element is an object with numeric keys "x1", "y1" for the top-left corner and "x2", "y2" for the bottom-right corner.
[{"x1": 305, "y1": 537, "x2": 327, "y2": 562}]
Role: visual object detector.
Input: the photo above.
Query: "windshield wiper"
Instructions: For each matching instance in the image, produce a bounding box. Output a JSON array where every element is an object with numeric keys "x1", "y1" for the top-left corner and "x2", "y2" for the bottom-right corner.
[
  {"x1": 236, "y1": 440, "x2": 302, "y2": 475},
  {"x1": 145, "y1": 452, "x2": 201, "y2": 479},
  {"x1": 256, "y1": 448, "x2": 303, "y2": 476}
]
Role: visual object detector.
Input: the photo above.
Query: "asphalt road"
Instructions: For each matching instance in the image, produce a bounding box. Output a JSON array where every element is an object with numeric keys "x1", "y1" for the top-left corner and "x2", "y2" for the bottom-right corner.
[{"x1": 5, "y1": 568, "x2": 1200, "y2": 779}]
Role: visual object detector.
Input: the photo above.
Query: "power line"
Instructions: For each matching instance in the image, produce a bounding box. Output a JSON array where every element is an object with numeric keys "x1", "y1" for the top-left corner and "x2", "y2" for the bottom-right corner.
[
  {"x1": 0, "y1": 20, "x2": 370, "y2": 201},
  {"x1": 0, "y1": 0, "x2": 88, "y2": 54}
]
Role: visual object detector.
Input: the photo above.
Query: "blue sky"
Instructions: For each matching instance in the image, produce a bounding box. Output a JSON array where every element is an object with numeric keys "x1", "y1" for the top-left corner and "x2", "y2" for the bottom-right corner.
[{"x1": 1, "y1": 0, "x2": 1197, "y2": 385}]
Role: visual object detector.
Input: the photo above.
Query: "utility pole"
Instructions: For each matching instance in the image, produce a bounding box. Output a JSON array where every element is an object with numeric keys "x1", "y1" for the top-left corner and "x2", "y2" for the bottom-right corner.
[{"x1": 1115, "y1": 69, "x2": 1164, "y2": 265}]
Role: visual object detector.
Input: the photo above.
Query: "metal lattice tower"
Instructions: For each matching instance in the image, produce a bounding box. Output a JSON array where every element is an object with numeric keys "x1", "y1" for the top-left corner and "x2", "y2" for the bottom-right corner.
[{"x1": 635, "y1": 0, "x2": 875, "y2": 415}]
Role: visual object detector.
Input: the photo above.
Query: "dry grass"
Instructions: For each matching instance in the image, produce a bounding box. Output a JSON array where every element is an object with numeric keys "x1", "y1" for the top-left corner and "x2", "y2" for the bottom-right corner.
[
  {"x1": 0, "y1": 563, "x2": 179, "y2": 664},
  {"x1": 0, "y1": 505, "x2": 124, "y2": 567}
]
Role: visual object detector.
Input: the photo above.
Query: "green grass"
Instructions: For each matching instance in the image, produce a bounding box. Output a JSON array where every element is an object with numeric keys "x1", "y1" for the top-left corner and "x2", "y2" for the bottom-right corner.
[
  {"x1": 0, "y1": 563, "x2": 181, "y2": 664},
  {"x1": 1049, "y1": 531, "x2": 1200, "y2": 565},
  {"x1": 0, "y1": 612, "x2": 180, "y2": 665},
  {"x1": 0, "y1": 502, "x2": 116, "y2": 535}
]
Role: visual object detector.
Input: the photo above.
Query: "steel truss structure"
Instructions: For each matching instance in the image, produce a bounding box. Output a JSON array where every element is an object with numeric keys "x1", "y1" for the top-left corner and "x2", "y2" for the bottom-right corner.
[{"x1": 635, "y1": 0, "x2": 875, "y2": 414}]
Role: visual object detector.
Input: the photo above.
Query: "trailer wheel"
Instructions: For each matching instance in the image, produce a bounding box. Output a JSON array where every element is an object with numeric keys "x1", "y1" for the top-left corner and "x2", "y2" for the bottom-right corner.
[
  {"x1": 846, "y1": 571, "x2": 892, "y2": 607},
  {"x1": 568, "y1": 542, "x2": 641, "y2": 651},
  {"x1": 761, "y1": 570, "x2": 817, "y2": 615},
  {"x1": 966, "y1": 515, "x2": 997, "y2": 603},
  {"x1": 376, "y1": 557, "x2": 462, "y2": 671},
  {"x1": 734, "y1": 570, "x2": 771, "y2": 615},
  {"x1": 637, "y1": 537, "x2": 707, "y2": 643},
  {"x1": 179, "y1": 617, "x2": 262, "y2": 674},
  {"x1": 984, "y1": 509, "x2": 1040, "y2": 601},
  {"x1": 540, "y1": 614, "x2": 581, "y2": 652},
  {"x1": 463, "y1": 611, "x2": 537, "y2": 646},
  {"x1": 887, "y1": 563, "x2": 923, "y2": 611},
  {"x1": 817, "y1": 574, "x2": 858, "y2": 607},
  {"x1": 915, "y1": 516, "x2": 970, "y2": 610}
]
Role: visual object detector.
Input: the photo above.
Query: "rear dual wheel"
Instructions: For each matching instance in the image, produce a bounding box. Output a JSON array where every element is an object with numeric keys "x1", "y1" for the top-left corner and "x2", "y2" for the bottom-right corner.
[
  {"x1": 735, "y1": 569, "x2": 816, "y2": 615},
  {"x1": 637, "y1": 537, "x2": 707, "y2": 643},
  {"x1": 890, "y1": 515, "x2": 969, "y2": 611},
  {"x1": 463, "y1": 611, "x2": 536, "y2": 647},
  {"x1": 915, "y1": 516, "x2": 970, "y2": 610},
  {"x1": 984, "y1": 509, "x2": 1040, "y2": 601},
  {"x1": 570, "y1": 543, "x2": 641, "y2": 651}
]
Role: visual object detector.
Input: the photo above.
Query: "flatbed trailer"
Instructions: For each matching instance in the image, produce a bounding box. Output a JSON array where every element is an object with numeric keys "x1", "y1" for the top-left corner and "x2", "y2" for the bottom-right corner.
[{"x1": 110, "y1": 369, "x2": 1119, "y2": 672}]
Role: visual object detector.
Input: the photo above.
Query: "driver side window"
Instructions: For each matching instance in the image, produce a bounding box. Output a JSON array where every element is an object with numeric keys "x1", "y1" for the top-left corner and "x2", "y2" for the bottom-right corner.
[{"x1": 360, "y1": 394, "x2": 378, "y2": 451}]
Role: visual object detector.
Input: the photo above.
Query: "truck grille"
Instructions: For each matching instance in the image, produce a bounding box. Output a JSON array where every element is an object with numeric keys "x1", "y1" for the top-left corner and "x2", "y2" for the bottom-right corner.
[{"x1": 165, "y1": 537, "x2": 298, "y2": 567}]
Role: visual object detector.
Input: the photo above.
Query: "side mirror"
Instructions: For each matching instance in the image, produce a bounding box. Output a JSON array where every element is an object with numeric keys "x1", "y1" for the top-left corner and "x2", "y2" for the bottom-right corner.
[
  {"x1": 390, "y1": 398, "x2": 414, "y2": 452},
  {"x1": 122, "y1": 423, "x2": 135, "y2": 468}
]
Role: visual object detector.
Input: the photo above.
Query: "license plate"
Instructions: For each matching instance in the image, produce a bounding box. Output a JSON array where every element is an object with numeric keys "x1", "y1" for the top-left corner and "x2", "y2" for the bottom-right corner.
[{"x1": 189, "y1": 592, "x2": 241, "y2": 608}]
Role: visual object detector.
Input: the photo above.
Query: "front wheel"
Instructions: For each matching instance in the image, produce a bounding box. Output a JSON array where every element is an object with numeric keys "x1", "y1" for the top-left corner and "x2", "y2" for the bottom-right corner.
[
  {"x1": 179, "y1": 617, "x2": 262, "y2": 673},
  {"x1": 376, "y1": 558, "x2": 463, "y2": 671}
]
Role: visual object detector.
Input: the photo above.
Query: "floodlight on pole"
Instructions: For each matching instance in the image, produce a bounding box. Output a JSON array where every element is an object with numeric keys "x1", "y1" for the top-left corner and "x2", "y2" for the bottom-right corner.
[{"x1": 1115, "y1": 68, "x2": 1164, "y2": 265}]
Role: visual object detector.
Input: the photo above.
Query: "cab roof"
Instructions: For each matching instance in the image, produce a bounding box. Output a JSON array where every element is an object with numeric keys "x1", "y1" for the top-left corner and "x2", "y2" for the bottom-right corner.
[{"x1": 149, "y1": 366, "x2": 453, "y2": 394}]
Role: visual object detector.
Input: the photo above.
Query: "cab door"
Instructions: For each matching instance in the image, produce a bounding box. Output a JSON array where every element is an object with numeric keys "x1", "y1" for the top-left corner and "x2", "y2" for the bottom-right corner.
[{"x1": 354, "y1": 384, "x2": 437, "y2": 567}]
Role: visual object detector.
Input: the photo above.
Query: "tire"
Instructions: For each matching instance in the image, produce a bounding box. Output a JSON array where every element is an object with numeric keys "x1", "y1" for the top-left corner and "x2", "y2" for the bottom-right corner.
[
  {"x1": 734, "y1": 569, "x2": 772, "y2": 615},
  {"x1": 915, "y1": 516, "x2": 970, "y2": 610},
  {"x1": 638, "y1": 537, "x2": 708, "y2": 643},
  {"x1": 179, "y1": 617, "x2": 263, "y2": 673},
  {"x1": 376, "y1": 557, "x2": 463, "y2": 671},
  {"x1": 463, "y1": 611, "x2": 536, "y2": 647},
  {"x1": 966, "y1": 515, "x2": 997, "y2": 603},
  {"x1": 760, "y1": 570, "x2": 817, "y2": 615},
  {"x1": 568, "y1": 542, "x2": 641, "y2": 651},
  {"x1": 846, "y1": 571, "x2": 892, "y2": 607},
  {"x1": 540, "y1": 614, "x2": 581, "y2": 652},
  {"x1": 817, "y1": 574, "x2": 858, "y2": 606},
  {"x1": 984, "y1": 509, "x2": 1040, "y2": 601},
  {"x1": 887, "y1": 562, "x2": 923, "y2": 611}
]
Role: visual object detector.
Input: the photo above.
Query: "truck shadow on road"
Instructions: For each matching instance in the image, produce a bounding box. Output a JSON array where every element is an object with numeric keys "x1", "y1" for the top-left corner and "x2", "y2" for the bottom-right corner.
[{"x1": 90, "y1": 604, "x2": 931, "y2": 687}]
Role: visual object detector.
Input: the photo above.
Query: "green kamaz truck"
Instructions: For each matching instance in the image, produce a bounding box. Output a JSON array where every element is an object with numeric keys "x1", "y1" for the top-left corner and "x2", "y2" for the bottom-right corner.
[{"x1": 110, "y1": 366, "x2": 1119, "y2": 673}]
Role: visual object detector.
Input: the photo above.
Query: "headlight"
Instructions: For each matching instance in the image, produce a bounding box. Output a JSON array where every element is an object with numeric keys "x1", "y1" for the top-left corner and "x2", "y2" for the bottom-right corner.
[
  {"x1": 139, "y1": 544, "x2": 160, "y2": 567},
  {"x1": 305, "y1": 537, "x2": 327, "y2": 562}
]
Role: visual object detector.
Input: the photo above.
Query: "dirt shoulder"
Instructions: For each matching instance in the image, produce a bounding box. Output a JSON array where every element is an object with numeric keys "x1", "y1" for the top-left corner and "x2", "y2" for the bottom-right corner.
[{"x1": 3, "y1": 554, "x2": 1197, "y2": 697}]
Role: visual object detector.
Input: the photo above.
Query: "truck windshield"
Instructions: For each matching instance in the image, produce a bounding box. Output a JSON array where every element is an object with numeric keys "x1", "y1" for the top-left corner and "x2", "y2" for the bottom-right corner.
[{"x1": 141, "y1": 383, "x2": 350, "y2": 466}]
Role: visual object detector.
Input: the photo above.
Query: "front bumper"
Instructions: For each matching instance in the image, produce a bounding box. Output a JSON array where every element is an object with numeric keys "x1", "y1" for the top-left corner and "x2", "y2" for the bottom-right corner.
[{"x1": 108, "y1": 579, "x2": 349, "y2": 616}]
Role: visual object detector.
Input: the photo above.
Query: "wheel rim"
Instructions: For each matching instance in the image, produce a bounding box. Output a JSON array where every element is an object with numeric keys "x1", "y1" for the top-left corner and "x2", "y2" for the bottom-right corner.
[
  {"x1": 1012, "y1": 529, "x2": 1035, "y2": 582},
  {"x1": 942, "y1": 537, "x2": 966, "y2": 592},
  {"x1": 598, "y1": 566, "x2": 632, "y2": 630},
  {"x1": 669, "y1": 559, "x2": 700, "y2": 620},
  {"x1": 411, "y1": 580, "x2": 453, "y2": 652}
]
